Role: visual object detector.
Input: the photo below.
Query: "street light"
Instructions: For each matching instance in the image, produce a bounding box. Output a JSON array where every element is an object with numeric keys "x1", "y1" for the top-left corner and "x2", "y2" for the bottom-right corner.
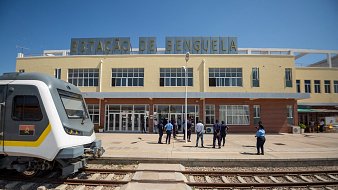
[{"x1": 184, "y1": 52, "x2": 190, "y2": 143}]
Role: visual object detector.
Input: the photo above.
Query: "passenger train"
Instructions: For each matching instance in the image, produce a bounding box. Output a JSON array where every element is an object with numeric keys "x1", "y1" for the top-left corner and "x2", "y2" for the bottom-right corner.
[{"x1": 0, "y1": 72, "x2": 104, "y2": 176}]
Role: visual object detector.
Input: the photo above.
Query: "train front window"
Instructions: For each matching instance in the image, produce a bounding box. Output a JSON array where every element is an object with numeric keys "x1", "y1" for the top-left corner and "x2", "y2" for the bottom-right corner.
[{"x1": 58, "y1": 89, "x2": 88, "y2": 119}]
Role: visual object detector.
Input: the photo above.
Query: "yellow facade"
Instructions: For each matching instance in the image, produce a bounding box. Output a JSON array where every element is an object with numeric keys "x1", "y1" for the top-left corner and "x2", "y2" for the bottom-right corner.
[
  {"x1": 16, "y1": 54, "x2": 297, "y2": 94},
  {"x1": 296, "y1": 67, "x2": 338, "y2": 105},
  {"x1": 15, "y1": 52, "x2": 338, "y2": 133}
]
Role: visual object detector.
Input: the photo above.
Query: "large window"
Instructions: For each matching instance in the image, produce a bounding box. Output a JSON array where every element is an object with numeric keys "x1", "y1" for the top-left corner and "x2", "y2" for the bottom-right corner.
[
  {"x1": 205, "y1": 105, "x2": 215, "y2": 125},
  {"x1": 209, "y1": 68, "x2": 243, "y2": 87},
  {"x1": 87, "y1": 104, "x2": 100, "y2": 124},
  {"x1": 296, "y1": 80, "x2": 301, "y2": 93},
  {"x1": 334, "y1": 81, "x2": 338, "y2": 93},
  {"x1": 160, "y1": 68, "x2": 193, "y2": 87},
  {"x1": 219, "y1": 105, "x2": 249, "y2": 125},
  {"x1": 285, "y1": 68, "x2": 293, "y2": 87},
  {"x1": 111, "y1": 68, "x2": 144, "y2": 87},
  {"x1": 324, "y1": 80, "x2": 331, "y2": 93},
  {"x1": 304, "y1": 80, "x2": 311, "y2": 93},
  {"x1": 252, "y1": 67, "x2": 260, "y2": 87},
  {"x1": 12, "y1": 95, "x2": 43, "y2": 121},
  {"x1": 314, "y1": 80, "x2": 321, "y2": 93},
  {"x1": 68, "y1": 68, "x2": 99, "y2": 87}
]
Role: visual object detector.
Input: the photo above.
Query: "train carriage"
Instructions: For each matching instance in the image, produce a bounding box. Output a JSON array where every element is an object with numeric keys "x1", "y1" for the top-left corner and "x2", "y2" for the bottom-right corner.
[{"x1": 0, "y1": 72, "x2": 104, "y2": 176}]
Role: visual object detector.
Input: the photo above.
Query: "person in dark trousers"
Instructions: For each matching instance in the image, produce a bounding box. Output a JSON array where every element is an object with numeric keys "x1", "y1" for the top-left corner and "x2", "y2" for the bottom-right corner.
[
  {"x1": 165, "y1": 120, "x2": 173, "y2": 144},
  {"x1": 157, "y1": 120, "x2": 164, "y2": 144},
  {"x1": 187, "y1": 119, "x2": 192, "y2": 142},
  {"x1": 319, "y1": 119, "x2": 325, "y2": 132},
  {"x1": 172, "y1": 119, "x2": 177, "y2": 138},
  {"x1": 220, "y1": 121, "x2": 229, "y2": 146},
  {"x1": 255, "y1": 121, "x2": 266, "y2": 155},
  {"x1": 212, "y1": 120, "x2": 221, "y2": 148}
]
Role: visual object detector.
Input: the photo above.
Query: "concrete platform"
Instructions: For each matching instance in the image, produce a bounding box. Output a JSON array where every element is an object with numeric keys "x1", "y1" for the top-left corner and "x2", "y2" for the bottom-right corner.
[
  {"x1": 120, "y1": 182, "x2": 191, "y2": 190},
  {"x1": 132, "y1": 171, "x2": 187, "y2": 182},
  {"x1": 94, "y1": 132, "x2": 338, "y2": 165},
  {"x1": 137, "y1": 163, "x2": 185, "y2": 171}
]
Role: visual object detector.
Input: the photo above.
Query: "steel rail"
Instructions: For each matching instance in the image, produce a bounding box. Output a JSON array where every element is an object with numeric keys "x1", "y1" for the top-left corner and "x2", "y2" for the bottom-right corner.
[
  {"x1": 187, "y1": 181, "x2": 338, "y2": 188},
  {"x1": 82, "y1": 168, "x2": 338, "y2": 175}
]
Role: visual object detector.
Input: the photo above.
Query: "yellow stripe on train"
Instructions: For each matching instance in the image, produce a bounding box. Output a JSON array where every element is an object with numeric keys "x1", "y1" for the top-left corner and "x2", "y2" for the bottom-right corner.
[{"x1": 3, "y1": 124, "x2": 51, "y2": 147}]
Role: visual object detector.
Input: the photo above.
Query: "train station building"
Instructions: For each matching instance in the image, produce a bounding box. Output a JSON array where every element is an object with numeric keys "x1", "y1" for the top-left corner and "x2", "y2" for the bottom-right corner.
[{"x1": 15, "y1": 37, "x2": 338, "y2": 133}]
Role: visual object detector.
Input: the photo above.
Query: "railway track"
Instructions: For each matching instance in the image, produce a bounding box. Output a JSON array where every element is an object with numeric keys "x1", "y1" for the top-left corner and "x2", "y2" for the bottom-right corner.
[{"x1": 1, "y1": 168, "x2": 338, "y2": 189}]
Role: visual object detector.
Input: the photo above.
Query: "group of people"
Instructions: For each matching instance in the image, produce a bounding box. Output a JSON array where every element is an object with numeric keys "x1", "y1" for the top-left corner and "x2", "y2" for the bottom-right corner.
[
  {"x1": 156, "y1": 118, "x2": 266, "y2": 155},
  {"x1": 156, "y1": 119, "x2": 193, "y2": 144}
]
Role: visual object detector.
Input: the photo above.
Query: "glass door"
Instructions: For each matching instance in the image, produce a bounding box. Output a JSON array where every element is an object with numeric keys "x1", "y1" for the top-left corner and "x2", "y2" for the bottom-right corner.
[
  {"x1": 134, "y1": 113, "x2": 146, "y2": 132},
  {"x1": 107, "y1": 113, "x2": 120, "y2": 131},
  {"x1": 121, "y1": 113, "x2": 133, "y2": 132}
]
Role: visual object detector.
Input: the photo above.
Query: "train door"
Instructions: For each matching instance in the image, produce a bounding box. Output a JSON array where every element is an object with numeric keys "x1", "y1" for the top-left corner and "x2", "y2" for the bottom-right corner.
[
  {"x1": 3, "y1": 84, "x2": 48, "y2": 152},
  {"x1": 0, "y1": 85, "x2": 6, "y2": 153}
]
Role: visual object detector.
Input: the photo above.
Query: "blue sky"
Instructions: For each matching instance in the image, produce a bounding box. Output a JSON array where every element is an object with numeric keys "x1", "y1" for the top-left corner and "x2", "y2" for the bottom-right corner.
[{"x1": 0, "y1": 0, "x2": 337, "y2": 75}]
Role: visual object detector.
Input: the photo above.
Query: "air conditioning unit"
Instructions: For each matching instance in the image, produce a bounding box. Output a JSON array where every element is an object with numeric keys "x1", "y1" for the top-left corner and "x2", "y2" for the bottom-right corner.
[
  {"x1": 292, "y1": 126, "x2": 300, "y2": 134},
  {"x1": 206, "y1": 126, "x2": 213, "y2": 134}
]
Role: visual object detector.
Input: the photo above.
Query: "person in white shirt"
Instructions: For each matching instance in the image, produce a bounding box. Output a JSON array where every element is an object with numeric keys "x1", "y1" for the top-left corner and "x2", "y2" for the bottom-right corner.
[{"x1": 195, "y1": 120, "x2": 204, "y2": 148}]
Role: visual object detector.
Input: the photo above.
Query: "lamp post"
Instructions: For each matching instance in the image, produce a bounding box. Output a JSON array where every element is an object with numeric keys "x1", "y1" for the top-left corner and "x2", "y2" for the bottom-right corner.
[{"x1": 184, "y1": 52, "x2": 190, "y2": 143}]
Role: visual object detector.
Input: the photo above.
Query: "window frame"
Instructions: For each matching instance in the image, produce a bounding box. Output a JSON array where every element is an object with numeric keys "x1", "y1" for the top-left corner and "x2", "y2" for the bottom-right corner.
[
  {"x1": 205, "y1": 104, "x2": 215, "y2": 125},
  {"x1": 159, "y1": 68, "x2": 193, "y2": 87},
  {"x1": 87, "y1": 104, "x2": 100, "y2": 124},
  {"x1": 219, "y1": 105, "x2": 250, "y2": 125},
  {"x1": 209, "y1": 68, "x2": 243, "y2": 87},
  {"x1": 304, "y1": 80, "x2": 311, "y2": 93},
  {"x1": 296, "y1": 80, "x2": 301, "y2": 93},
  {"x1": 12, "y1": 95, "x2": 43, "y2": 121},
  {"x1": 314, "y1": 80, "x2": 321, "y2": 93},
  {"x1": 285, "y1": 68, "x2": 293, "y2": 87},
  {"x1": 252, "y1": 67, "x2": 260, "y2": 87},
  {"x1": 111, "y1": 68, "x2": 144, "y2": 87},
  {"x1": 324, "y1": 80, "x2": 331, "y2": 93},
  {"x1": 334, "y1": 80, "x2": 338, "y2": 93},
  {"x1": 68, "y1": 68, "x2": 99, "y2": 87}
]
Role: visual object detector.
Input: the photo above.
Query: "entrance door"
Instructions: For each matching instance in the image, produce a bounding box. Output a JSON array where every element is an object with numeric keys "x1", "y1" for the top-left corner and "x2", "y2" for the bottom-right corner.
[
  {"x1": 0, "y1": 85, "x2": 6, "y2": 153},
  {"x1": 134, "y1": 113, "x2": 146, "y2": 132},
  {"x1": 121, "y1": 113, "x2": 133, "y2": 132},
  {"x1": 107, "y1": 113, "x2": 120, "y2": 131},
  {"x1": 170, "y1": 113, "x2": 184, "y2": 133}
]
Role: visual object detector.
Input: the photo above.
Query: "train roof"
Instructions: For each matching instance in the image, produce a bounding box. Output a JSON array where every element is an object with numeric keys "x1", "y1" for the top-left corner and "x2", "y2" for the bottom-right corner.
[{"x1": 0, "y1": 72, "x2": 81, "y2": 94}]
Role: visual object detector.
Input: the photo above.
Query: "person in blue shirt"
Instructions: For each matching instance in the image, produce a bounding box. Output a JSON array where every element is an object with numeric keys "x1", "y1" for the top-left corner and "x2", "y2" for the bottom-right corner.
[
  {"x1": 255, "y1": 121, "x2": 266, "y2": 155},
  {"x1": 165, "y1": 120, "x2": 173, "y2": 144}
]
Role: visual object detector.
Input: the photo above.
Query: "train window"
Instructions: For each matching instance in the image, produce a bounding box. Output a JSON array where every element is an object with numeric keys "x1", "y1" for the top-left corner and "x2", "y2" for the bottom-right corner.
[
  {"x1": 12, "y1": 95, "x2": 43, "y2": 121},
  {"x1": 58, "y1": 89, "x2": 89, "y2": 119}
]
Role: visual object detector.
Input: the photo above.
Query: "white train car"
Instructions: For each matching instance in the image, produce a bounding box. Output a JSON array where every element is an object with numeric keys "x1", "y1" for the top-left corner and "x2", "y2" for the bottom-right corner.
[{"x1": 0, "y1": 72, "x2": 104, "y2": 176}]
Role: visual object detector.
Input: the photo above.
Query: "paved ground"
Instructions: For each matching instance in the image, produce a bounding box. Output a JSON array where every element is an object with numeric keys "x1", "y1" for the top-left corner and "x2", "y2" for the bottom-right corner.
[{"x1": 95, "y1": 132, "x2": 338, "y2": 161}]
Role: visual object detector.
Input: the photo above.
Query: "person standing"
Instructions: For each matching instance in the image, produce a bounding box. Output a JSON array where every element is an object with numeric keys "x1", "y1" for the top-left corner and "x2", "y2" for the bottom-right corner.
[
  {"x1": 220, "y1": 121, "x2": 229, "y2": 146},
  {"x1": 212, "y1": 120, "x2": 221, "y2": 148},
  {"x1": 153, "y1": 118, "x2": 158, "y2": 133},
  {"x1": 195, "y1": 120, "x2": 204, "y2": 148},
  {"x1": 309, "y1": 120, "x2": 315, "y2": 133},
  {"x1": 256, "y1": 121, "x2": 266, "y2": 155},
  {"x1": 319, "y1": 119, "x2": 325, "y2": 132},
  {"x1": 187, "y1": 119, "x2": 192, "y2": 142},
  {"x1": 157, "y1": 120, "x2": 164, "y2": 144},
  {"x1": 165, "y1": 121, "x2": 173, "y2": 144},
  {"x1": 171, "y1": 119, "x2": 177, "y2": 139}
]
